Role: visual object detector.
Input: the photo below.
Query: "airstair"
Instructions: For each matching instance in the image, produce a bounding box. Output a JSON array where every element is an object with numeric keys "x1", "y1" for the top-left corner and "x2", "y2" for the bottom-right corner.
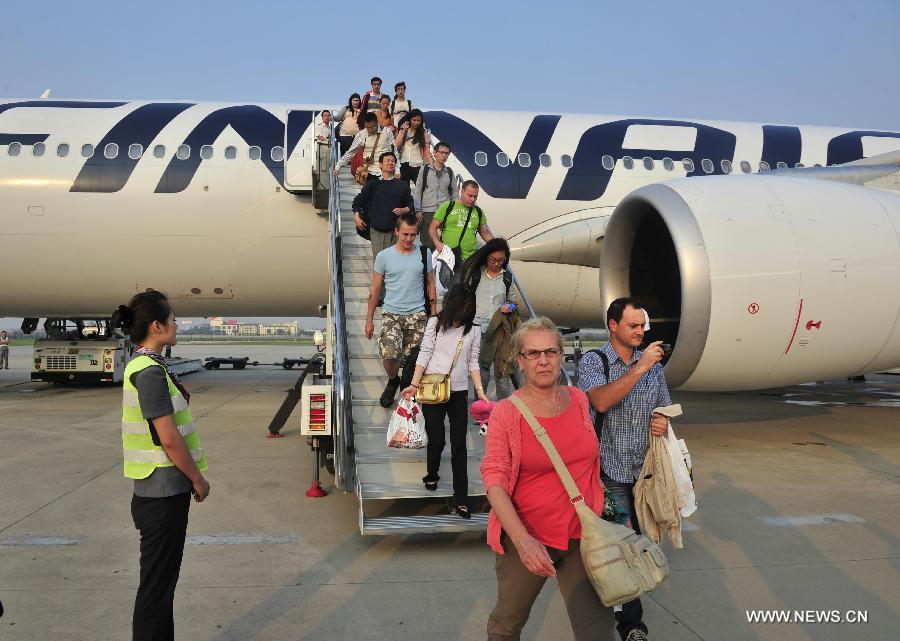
[{"x1": 323, "y1": 130, "x2": 560, "y2": 535}]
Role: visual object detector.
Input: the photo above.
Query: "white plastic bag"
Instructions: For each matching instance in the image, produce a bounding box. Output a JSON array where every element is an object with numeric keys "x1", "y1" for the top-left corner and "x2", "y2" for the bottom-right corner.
[
  {"x1": 432, "y1": 245, "x2": 456, "y2": 297},
  {"x1": 387, "y1": 397, "x2": 427, "y2": 449},
  {"x1": 666, "y1": 423, "x2": 697, "y2": 517}
]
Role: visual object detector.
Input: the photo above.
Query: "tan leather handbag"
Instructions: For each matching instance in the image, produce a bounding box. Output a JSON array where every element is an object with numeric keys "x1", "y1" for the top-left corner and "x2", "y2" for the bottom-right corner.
[
  {"x1": 415, "y1": 333, "x2": 465, "y2": 405},
  {"x1": 509, "y1": 395, "x2": 669, "y2": 607}
]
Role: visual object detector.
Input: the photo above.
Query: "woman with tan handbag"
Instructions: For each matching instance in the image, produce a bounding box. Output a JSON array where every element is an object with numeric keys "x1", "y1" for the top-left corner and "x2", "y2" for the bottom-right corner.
[
  {"x1": 481, "y1": 316, "x2": 616, "y2": 641},
  {"x1": 401, "y1": 285, "x2": 489, "y2": 519}
]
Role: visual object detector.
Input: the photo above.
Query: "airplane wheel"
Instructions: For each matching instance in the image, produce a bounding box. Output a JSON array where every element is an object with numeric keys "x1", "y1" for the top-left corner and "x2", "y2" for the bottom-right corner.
[{"x1": 204, "y1": 362, "x2": 215, "y2": 370}]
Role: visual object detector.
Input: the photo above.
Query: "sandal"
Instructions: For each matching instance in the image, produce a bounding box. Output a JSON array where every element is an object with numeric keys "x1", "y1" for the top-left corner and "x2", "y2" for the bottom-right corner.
[
  {"x1": 422, "y1": 475, "x2": 439, "y2": 491},
  {"x1": 454, "y1": 504, "x2": 472, "y2": 520}
]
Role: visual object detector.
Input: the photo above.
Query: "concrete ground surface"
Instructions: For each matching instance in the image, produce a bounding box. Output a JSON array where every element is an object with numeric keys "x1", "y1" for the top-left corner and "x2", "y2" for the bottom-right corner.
[{"x1": 1, "y1": 343, "x2": 898, "y2": 641}]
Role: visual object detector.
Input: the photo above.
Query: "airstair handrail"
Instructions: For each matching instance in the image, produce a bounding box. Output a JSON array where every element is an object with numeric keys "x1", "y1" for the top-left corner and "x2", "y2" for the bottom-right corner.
[
  {"x1": 328, "y1": 123, "x2": 354, "y2": 489},
  {"x1": 506, "y1": 267, "x2": 573, "y2": 387}
]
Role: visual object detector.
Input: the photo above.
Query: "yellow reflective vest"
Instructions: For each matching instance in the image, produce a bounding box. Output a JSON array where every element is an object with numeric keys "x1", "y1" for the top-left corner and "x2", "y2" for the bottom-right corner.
[{"x1": 122, "y1": 355, "x2": 207, "y2": 480}]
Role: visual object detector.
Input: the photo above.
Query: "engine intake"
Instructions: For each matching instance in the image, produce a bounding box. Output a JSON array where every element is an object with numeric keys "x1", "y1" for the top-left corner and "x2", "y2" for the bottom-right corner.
[{"x1": 600, "y1": 176, "x2": 900, "y2": 390}]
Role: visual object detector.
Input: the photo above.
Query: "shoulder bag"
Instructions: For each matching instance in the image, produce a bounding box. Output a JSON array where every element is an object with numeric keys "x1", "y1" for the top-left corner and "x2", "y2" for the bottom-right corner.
[
  {"x1": 416, "y1": 327, "x2": 465, "y2": 405},
  {"x1": 508, "y1": 394, "x2": 669, "y2": 607}
]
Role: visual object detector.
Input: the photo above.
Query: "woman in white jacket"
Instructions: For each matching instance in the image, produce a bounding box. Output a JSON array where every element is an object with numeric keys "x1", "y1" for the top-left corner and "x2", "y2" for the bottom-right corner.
[{"x1": 401, "y1": 285, "x2": 489, "y2": 518}]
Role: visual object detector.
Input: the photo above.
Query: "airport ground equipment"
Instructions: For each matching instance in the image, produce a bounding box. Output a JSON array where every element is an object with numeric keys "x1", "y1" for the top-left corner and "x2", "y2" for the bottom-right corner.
[
  {"x1": 203, "y1": 356, "x2": 310, "y2": 370},
  {"x1": 300, "y1": 384, "x2": 332, "y2": 497},
  {"x1": 266, "y1": 353, "x2": 327, "y2": 438},
  {"x1": 31, "y1": 319, "x2": 129, "y2": 384},
  {"x1": 323, "y1": 132, "x2": 569, "y2": 535}
]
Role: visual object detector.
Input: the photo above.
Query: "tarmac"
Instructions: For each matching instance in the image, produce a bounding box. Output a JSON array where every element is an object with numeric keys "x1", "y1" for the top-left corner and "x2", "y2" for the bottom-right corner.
[{"x1": 1, "y1": 343, "x2": 898, "y2": 641}]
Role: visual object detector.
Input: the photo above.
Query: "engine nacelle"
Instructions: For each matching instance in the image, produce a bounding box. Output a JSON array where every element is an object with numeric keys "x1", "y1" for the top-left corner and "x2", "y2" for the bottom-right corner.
[{"x1": 600, "y1": 176, "x2": 900, "y2": 390}]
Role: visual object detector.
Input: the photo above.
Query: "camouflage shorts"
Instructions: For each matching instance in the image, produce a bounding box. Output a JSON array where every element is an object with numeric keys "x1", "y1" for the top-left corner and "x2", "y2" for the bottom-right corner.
[{"x1": 379, "y1": 311, "x2": 427, "y2": 362}]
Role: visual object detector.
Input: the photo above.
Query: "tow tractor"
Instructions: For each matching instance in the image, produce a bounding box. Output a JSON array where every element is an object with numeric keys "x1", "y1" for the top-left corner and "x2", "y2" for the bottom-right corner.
[{"x1": 30, "y1": 318, "x2": 129, "y2": 384}]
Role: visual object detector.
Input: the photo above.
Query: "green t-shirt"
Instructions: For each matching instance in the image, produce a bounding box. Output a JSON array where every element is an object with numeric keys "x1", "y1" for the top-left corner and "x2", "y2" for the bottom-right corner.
[{"x1": 434, "y1": 201, "x2": 487, "y2": 260}]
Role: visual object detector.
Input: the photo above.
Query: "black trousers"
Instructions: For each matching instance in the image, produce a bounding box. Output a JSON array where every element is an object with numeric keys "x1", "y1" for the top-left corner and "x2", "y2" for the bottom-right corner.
[
  {"x1": 423, "y1": 390, "x2": 469, "y2": 504},
  {"x1": 400, "y1": 163, "x2": 421, "y2": 185},
  {"x1": 338, "y1": 134, "x2": 354, "y2": 156},
  {"x1": 131, "y1": 492, "x2": 191, "y2": 641}
]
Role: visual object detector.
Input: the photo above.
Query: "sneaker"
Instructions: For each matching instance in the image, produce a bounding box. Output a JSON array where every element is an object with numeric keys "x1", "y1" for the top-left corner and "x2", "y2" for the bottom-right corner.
[
  {"x1": 625, "y1": 629, "x2": 648, "y2": 641},
  {"x1": 379, "y1": 376, "x2": 401, "y2": 408}
]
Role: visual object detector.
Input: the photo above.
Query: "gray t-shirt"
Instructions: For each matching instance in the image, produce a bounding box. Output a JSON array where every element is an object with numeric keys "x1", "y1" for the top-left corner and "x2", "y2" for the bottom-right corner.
[{"x1": 130, "y1": 365, "x2": 191, "y2": 497}]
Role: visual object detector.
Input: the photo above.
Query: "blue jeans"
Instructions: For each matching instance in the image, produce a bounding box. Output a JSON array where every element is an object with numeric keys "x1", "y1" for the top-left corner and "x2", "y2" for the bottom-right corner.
[{"x1": 601, "y1": 473, "x2": 648, "y2": 640}]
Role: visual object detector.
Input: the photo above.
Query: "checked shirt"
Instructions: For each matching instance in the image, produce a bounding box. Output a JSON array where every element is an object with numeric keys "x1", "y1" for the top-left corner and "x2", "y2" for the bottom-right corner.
[{"x1": 577, "y1": 341, "x2": 672, "y2": 484}]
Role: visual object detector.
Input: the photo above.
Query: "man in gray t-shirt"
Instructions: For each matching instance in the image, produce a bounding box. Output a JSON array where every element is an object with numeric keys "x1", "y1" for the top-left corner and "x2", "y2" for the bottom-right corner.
[{"x1": 132, "y1": 366, "x2": 191, "y2": 497}]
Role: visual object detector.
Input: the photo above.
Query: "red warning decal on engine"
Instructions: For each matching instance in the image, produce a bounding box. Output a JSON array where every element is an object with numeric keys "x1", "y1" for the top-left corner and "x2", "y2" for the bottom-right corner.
[
  {"x1": 748, "y1": 303, "x2": 759, "y2": 315},
  {"x1": 806, "y1": 320, "x2": 822, "y2": 331}
]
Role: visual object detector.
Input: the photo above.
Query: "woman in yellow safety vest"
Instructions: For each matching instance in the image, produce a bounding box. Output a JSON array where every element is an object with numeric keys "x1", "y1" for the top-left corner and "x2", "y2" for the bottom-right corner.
[{"x1": 113, "y1": 290, "x2": 209, "y2": 641}]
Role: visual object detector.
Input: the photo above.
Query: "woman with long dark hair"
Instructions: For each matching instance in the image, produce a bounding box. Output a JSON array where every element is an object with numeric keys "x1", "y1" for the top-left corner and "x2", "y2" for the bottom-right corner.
[
  {"x1": 461, "y1": 238, "x2": 521, "y2": 399},
  {"x1": 112, "y1": 290, "x2": 210, "y2": 641},
  {"x1": 394, "y1": 108, "x2": 432, "y2": 185},
  {"x1": 401, "y1": 284, "x2": 489, "y2": 518},
  {"x1": 335, "y1": 93, "x2": 362, "y2": 155}
]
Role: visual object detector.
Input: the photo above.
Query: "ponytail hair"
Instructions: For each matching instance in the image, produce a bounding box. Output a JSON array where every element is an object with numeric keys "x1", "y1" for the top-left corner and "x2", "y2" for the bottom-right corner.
[{"x1": 111, "y1": 289, "x2": 173, "y2": 344}]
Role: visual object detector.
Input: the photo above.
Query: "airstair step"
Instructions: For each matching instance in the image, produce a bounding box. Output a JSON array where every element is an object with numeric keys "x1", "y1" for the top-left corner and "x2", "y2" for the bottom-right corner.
[
  {"x1": 354, "y1": 431, "x2": 484, "y2": 463},
  {"x1": 356, "y1": 460, "x2": 485, "y2": 498},
  {"x1": 361, "y1": 513, "x2": 488, "y2": 536}
]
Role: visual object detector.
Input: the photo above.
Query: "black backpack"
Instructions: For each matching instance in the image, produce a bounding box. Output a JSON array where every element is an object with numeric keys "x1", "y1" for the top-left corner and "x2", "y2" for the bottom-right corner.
[{"x1": 587, "y1": 349, "x2": 611, "y2": 441}]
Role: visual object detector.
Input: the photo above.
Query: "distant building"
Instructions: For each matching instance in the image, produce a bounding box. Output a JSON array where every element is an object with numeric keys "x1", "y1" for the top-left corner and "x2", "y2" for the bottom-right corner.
[{"x1": 259, "y1": 321, "x2": 299, "y2": 336}]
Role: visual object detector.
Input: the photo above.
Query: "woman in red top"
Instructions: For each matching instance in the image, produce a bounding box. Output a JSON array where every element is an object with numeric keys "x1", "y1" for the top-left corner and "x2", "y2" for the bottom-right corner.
[{"x1": 481, "y1": 316, "x2": 614, "y2": 641}]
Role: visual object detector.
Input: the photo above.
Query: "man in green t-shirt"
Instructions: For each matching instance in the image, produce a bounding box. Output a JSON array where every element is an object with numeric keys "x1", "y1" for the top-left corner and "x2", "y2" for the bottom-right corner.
[{"x1": 429, "y1": 180, "x2": 493, "y2": 262}]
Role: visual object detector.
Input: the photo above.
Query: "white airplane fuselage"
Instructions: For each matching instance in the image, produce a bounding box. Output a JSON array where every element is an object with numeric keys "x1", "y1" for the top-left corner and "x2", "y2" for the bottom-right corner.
[{"x1": 1, "y1": 99, "x2": 898, "y2": 330}]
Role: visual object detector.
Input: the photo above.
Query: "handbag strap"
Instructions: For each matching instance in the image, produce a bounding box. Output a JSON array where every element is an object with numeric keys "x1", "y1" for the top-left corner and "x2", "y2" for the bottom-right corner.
[
  {"x1": 509, "y1": 393, "x2": 596, "y2": 504},
  {"x1": 365, "y1": 131, "x2": 382, "y2": 166},
  {"x1": 448, "y1": 332, "x2": 465, "y2": 373}
]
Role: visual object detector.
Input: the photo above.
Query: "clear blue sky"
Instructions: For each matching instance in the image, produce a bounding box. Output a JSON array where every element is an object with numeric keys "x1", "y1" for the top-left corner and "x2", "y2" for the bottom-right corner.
[{"x1": 3, "y1": 0, "x2": 898, "y2": 130}]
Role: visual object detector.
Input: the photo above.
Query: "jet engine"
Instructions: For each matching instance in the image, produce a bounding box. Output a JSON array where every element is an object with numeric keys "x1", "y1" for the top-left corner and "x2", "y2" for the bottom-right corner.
[{"x1": 600, "y1": 175, "x2": 900, "y2": 390}]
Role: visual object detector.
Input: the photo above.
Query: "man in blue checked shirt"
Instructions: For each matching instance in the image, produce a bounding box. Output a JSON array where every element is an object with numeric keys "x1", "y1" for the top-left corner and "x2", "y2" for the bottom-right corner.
[{"x1": 578, "y1": 297, "x2": 671, "y2": 641}]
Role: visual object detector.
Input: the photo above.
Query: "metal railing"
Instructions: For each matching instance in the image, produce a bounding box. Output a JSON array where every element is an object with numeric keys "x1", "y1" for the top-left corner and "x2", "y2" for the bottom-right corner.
[{"x1": 327, "y1": 123, "x2": 354, "y2": 490}]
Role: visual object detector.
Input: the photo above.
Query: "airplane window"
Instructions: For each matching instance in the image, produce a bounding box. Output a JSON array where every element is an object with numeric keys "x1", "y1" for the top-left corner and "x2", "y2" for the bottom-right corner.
[
  {"x1": 104, "y1": 143, "x2": 119, "y2": 159},
  {"x1": 740, "y1": 160, "x2": 751, "y2": 173},
  {"x1": 496, "y1": 152, "x2": 509, "y2": 167},
  {"x1": 662, "y1": 157, "x2": 674, "y2": 171},
  {"x1": 776, "y1": 161, "x2": 787, "y2": 169},
  {"x1": 759, "y1": 161, "x2": 770, "y2": 172},
  {"x1": 81, "y1": 144, "x2": 94, "y2": 158},
  {"x1": 721, "y1": 159, "x2": 732, "y2": 174},
  {"x1": 642, "y1": 157, "x2": 654, "y2": 170},
  {"x1": 33, "y1": 142, "x2": 46, "y2": 157},
  {"x1": 561, "y1": 154, "x2": 573, "y2": 168},
  {"x1": 249, "y1": 146, "x2": 261, "y2": 160},
  {"x1": 622, "y1": 156, "x2": 634, "y2": 170},
  {"x1": 57, "y1": 143, "x2": 69, "y2": 158},
  {"x1": 225, "y1": 145, "x2": 237, "y2": 160},
  {"x1": 8, "y1": 142, "x2": 21, "y2": 156},
  {"x1": 794, "y1": 162, "x2": 804, "y2": 168},
  {"x1": 176, "y1": 145, "x2": 190, "y2": 160},
  {"x1": 601, "y1": 155, "x2": 614, "y2": 170},
  {"x1": 128, "y1": 144, "x2": 143, "y2": 160},
  {"x1": 153, "y1": 145, "x2": 166, "y2": 158},
  {"x1": 682, "y1": 158, "x2": 694, "y2": 172},
  {"x1": 518, "y1": 153, "x2": 531, "y2": 167},
  {"x1": 201, "y1": 145, "x2": 214, "y2": 160},
  {"x1": 271, "y1": 146, "x2": 285, "y2": 162},
  {"x1": 474, "y1": 151, "x2": 488, "y2": 167},
  {"x1": 701, "y1": 158, "x2": 714, "y2": 173},
  {"x1": 539, "y1": 153, "x2": 551, "y2": 167}
]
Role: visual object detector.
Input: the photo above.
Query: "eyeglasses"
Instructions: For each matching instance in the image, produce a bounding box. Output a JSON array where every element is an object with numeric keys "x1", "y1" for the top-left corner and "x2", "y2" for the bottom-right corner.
[
  {"x1": 519, "y1": 348, "x2": 562, "y2": 360},
  {"x1": 487, "y1": 257, "x2": 505, "y2": 264}
]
